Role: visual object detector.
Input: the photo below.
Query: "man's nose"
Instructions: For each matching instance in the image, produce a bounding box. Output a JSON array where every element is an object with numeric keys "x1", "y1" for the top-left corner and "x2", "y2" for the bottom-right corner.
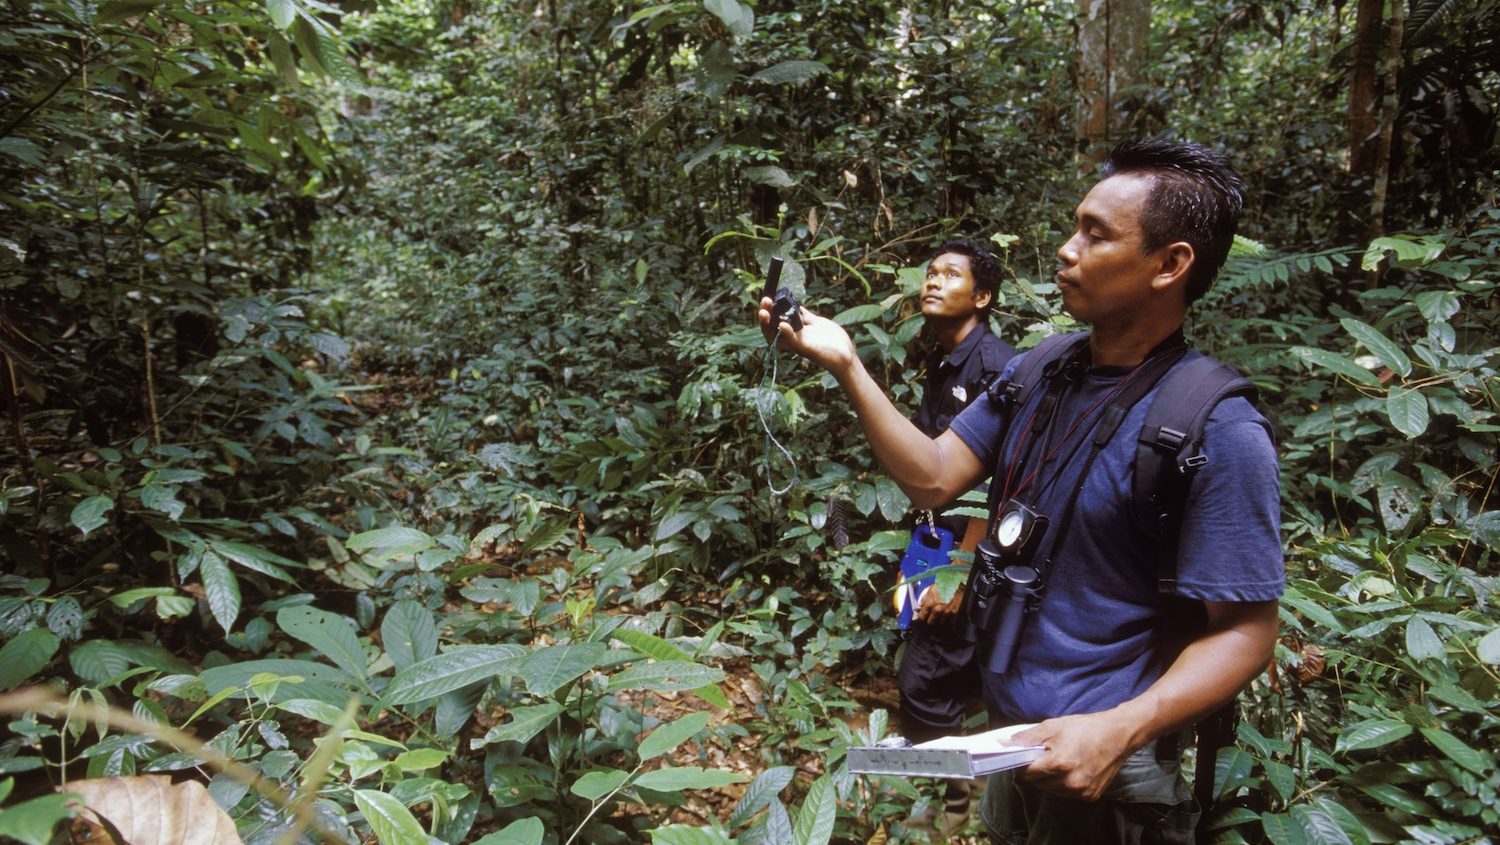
[{"x1": 1057, "y1": 236, "x2": 1078, "y2": 266}]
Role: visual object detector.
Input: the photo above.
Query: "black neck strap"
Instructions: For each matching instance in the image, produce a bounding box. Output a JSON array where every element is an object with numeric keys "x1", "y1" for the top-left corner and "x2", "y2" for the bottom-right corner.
[{"x1": 1035, "y1": 335, "x2": 1191, "y2": 574}]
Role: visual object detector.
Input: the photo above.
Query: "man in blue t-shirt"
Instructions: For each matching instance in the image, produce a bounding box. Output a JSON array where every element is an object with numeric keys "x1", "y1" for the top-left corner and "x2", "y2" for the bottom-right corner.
[{"x1": 758, "y1": 140, "x2": 1281, "y2": 843}]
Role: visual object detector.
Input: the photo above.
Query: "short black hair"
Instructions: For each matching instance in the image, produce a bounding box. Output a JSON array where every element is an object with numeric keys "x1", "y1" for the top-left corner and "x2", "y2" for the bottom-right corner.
[
  {"x1": 1100, "y1": 140, "x2": 1245, "y2": 304},
  {"x1": 931, "y1": 238, "x2": 1002, "y2": 308}
]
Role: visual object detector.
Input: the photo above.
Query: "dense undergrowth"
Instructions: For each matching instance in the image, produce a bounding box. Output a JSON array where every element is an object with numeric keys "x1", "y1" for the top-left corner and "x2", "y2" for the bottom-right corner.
[{"x1": 2, "y1": 1, "x2": 1499, "y2": 844}]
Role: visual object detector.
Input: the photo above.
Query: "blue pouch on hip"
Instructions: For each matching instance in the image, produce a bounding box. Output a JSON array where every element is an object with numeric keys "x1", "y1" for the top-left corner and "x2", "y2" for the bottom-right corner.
[{"x1": 895, "y1": 524, "x2": 955, "y2": 629}]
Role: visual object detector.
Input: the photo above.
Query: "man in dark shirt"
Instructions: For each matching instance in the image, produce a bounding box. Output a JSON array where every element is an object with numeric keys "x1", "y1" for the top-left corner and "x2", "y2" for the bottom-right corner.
[{"x1": 902, "y1": 239, "x2": 1016, "y2": 837}]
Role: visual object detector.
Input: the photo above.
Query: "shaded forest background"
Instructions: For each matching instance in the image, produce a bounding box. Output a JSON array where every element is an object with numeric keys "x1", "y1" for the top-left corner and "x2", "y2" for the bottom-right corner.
[{"x1": 1, "y1": 1, "x2": 1499, "y2": 843}]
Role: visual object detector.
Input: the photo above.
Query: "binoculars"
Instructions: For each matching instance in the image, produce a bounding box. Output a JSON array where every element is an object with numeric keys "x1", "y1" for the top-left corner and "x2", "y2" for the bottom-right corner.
[{"x1": 966, "y1": 500, "x2": 1048, "y2": 675}]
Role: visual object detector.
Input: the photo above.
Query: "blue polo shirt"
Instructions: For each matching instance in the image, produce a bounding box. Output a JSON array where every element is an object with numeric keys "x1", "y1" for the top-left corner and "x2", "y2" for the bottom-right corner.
[{"x1": 948, "y1": 349, "x2": 1284, "y2": 722}]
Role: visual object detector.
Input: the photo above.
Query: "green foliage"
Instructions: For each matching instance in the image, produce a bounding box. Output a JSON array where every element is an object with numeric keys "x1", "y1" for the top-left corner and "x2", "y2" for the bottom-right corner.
[{"x1": 2, "y1": 0, "x2": 1498, "y2": 842}]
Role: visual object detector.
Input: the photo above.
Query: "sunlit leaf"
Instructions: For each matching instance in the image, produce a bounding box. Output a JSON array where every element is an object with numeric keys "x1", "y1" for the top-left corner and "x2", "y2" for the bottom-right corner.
[
  {"x1": 385, "y1": 645, "x2": 524, "y2": 705},
  {"x1": 571, "y1": 768, "x2": 629, "y2": 801},
  {"x1": 200, "y1": 552, "x2": 240, "y2": 634},
  {"x1": 790, "y1": 774, "x2": 836, "y2": 845},
  {"x1": 1339, "y1": 318, "x2": 1411, "y2": 378},
  {"x1": 638, "y1": 712, "x2": 711, "y2": 761},
  {"x1": 71, "y1": 496, "x2": 114, "y2": 537},
  {"x1": 1335, "y1": 718, "x2": 1412, "y2": 753},
  {"x1": 470, "y1": 702, "x2": 564, "y2": 749},
  {"x1": 353, "y1": 788, "x2": 426, "y2": 845},
  {"x1": 0, "y1": 628, "x2": 60, "y2": 691},
  {"x1": 277, "y1": 606, "x2": 367, "y2": 680}
]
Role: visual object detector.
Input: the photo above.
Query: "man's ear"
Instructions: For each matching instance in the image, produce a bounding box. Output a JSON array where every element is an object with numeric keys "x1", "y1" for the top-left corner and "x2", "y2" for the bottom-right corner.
[
  {"x1": 1152, "y1": 242, "x2": 1195, "y2": 295},
  {"x1": 973, "y1": 288, "x2": 994, "y2": 311}
]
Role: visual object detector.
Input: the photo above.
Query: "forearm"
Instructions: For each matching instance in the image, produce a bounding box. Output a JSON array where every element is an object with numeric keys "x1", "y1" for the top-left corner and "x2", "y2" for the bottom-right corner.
[{"x1": 1112, "y1": 600, "x2": 1279, "y2": 751}]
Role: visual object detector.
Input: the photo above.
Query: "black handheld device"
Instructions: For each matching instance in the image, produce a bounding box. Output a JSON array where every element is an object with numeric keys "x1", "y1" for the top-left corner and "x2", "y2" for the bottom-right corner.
[{"x1": 762, "y1": 255, "x2": 803, "y2": 333}]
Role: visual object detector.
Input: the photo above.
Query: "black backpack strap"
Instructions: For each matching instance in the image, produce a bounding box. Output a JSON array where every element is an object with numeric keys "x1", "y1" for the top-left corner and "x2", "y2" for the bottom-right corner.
[
  {"x1": 981, "y1": 333, "x2": 1088, "y2": 516},
  {"x1": 1133, "y1": 352, "x2": 1259, "y2": 595},
  {"x1": 983, "y1": 332, "x2": 1087, "y2": 410},
  {"x1": 1131, "y1": 351, "x2": 1258, "y2": 836}
]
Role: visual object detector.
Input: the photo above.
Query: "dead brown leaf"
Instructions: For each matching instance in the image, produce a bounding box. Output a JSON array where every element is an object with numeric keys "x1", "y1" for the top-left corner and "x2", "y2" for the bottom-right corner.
[{"x1": 62, "y1": 775, "x2": 241, "y2": 845}]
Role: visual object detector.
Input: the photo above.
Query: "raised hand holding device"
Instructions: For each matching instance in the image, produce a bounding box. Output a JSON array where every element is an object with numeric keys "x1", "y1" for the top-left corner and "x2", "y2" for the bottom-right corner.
[{"x1": 761, "y1": 255, "x2": 803, "y2": 334}]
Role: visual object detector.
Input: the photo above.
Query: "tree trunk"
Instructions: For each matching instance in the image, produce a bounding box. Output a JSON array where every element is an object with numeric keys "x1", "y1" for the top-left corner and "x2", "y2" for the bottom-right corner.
[
  {"x1": 1346, "y1": 0, "x2": 1383, "y2": 225},
  {"x1": 1368, "y1": 0, "x2": 1404, "y2": 243},
  {"x1": 1075, "y1": 0, "x2": 1151, "y2": 173}
]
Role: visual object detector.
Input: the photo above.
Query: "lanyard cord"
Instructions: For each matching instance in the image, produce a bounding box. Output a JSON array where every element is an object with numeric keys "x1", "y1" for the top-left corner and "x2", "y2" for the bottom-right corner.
[
  {"x1": 1003, "y1": 341, "x2": 1190, "y2": 575},
  {"x1": 756, "y1": 327, "x2": 798, "y2": 495},
  {"x1": 1007, "y1": 362, "x2": 1152, "y2": 503}
]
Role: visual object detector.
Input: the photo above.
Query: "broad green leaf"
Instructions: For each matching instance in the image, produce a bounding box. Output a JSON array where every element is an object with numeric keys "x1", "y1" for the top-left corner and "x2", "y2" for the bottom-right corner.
[
  {"x1": 385, "y1": 645, "x2": 524, "y2": 705},
  {"x1": 683, "y1": 137, "x2": 724, "y2": 175},
  {"x1": 1289, "y1": 346, "x2": 1382, "y2": 387},
  {"x1": 0, "y1": 629, "x2": 60, "y2": 691},
  {"x1": 278, "y1": 606, "x2": 367, "y2": 680},
  {"x1": 200, "y1": 551, "x2": 240, "y2": 634},
  {"x1": 1311, "y1": 797, "x2": 1371, "y2": 845},
  {"x1": 1361, "y1": 234, "x2": 1444, "y2": 271},
  {"x1": 1335, "y1": 718, "x2": 1412, "y2": 753},
  {"x1": 472, "y1": 818, "x2": 545, "y2": 845},
  {"x1": 353, "y1": 788, "x2": 426, "y2": 845},
  {"x1": 1213, "y1": 747, "x2": 1254, "y2": 801},
  {"x1": 638, "y1": 712, "x2": 711, "y2": 761},
  {"x1": 750, "y1": 60, "x2": 829, "y2": 85},
  {"x1": 106, "y1": 588, "x2": 176, "y2": 609},
  {"x1": 1290, "y1": 805, "x2": 1352, "y2": 845},
  {"x1": 1351, "y1": 781, "x2": 1432, "y2": 815},
  {"x1": 0, "y1": 792, "x2": 77, "y2": 845},
  {"x1": 267, "y1": 0, "x2": 295, "y2": 30},
  {"x1": 345, "y1": 526, "x2": 434, "y2": 564},
  {"x1": 654, "y1": 512, "x2": 696, "y2": 542},
  {"x1": 1413, "y1": 290, "x2": 1461, "y2": 323},
  {"x1": 391, "y1": 748, "x2": 447, "y2": 772},
  {"x1": 381, "y1": 600, "x2": 437, "y2": 671},
  {"x1": 647, "y1": 826, "x2": 735, "y2": 845},
  {"x1": 70, "y1": 496, "x2": 113, "y2": 537},
  {"x1": 728, "y1": 765, "x2": 797, "y2": 828},
  {"x1": 518, "y1": 643, "x2": 607, "y2": 697},
  {"x1": 612, "y1": 628, "x2": 690, "y2": 661},
  {"x1": 1339, "y1": 318, "x2": 1411, "y2": 377},
  {"x1": 155, "y1": 595, "x2": 194, "y2": 619},
  {"x1": 139, "y1": 483, "x2": 185, "y2": 520},
  {"x1": 572, "y1": 768, "x2": 630, "y2": 800},
  {"x1": 791, "y1": 774, "x2": 837, "y2": 845},
  {"x1": 1419, "y1": 726, "x2": 1490, "y2": 775},
  {"x1": 210, "y1": 541, "x2": 299, "y2": 582},
  {"x1": 275, "y1": 698, "x2": 347, "y2": 725},
  {"x1": 744, "y1": 165, "x2": 794, "y2": 188},
  {"x1": 703, "y1": 0, "x2": 752, "y2": 39},
  {"x1": 1404, "y1": 617, "x2": 1445, "y2": 662},
  {"x1": 633, "y1": 766, "x2": 746, "y2": 792},
  {"x1": 832, "y1": 304, "x2": 883, "y2": 326},
  {"x1": 470, "y1": 702, "x2": 565, "y2": 749},
  {"x1": 1477, "y1": 627, "x2": 1500, "y2": 664},
  {"x1": 1263, "y1": 758, "x2": 1295, "y2": 803},
  {"x1": 200, "y1": 659, "x2": 359, "y2": 707},
  {"x1": 68, "y1": 640, "x2": 131, "y2": 685},
  {"x1": 1385, "y1": 387, "x2": 1429, "y2": 438},
  {"x1": 1260, "y1": 811, "x2": 1313, "y2": 845},
  {"x1": 874, "y1": 477, "x2": 909, "y2": 522},
  {"x1": 611, "y1": 629, "x2": 731, "y2": 710},
  {"x1": 608, "y1": 660, "x2": 726, "y2": 693}
]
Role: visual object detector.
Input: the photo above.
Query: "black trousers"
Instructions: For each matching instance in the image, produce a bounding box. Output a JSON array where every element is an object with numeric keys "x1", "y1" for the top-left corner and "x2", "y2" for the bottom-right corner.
[{"x1": 896, "y1": 616, "x2": 982, "y2": 743}]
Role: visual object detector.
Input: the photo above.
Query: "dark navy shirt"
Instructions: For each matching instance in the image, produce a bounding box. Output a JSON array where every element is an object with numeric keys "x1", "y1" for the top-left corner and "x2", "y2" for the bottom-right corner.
[
  {"x1": 912, "y1": 323, "x2": 1015, "y2": 532},
  {"x1": 948, "y1": 344, "x2": 1284, "y2": 722},
  {"x1": 912, "y1": 322, "x2": 1017, "y2": 438}
]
